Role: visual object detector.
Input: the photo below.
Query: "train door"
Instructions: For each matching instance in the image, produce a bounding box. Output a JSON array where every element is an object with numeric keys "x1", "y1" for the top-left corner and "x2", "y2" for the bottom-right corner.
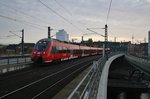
[
  {"x1": 82, "y1": 49, "x2": 84, "y2": 56},
  {"x1": 51, "y1": 46, "x2": 58, "y2": 60},
  {"x1": 70, "y1": 49, "x2": 73, "y2": 58},
  {"x1": 69, "y1": 46, "x2": 74, "y2": 59}
]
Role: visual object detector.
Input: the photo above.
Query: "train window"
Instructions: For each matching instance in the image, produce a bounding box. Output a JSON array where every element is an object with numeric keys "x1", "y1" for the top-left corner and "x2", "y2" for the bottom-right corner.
[
  {"x1": 57, "y1": 46, "x2": 67, "y2": 53},
  {"x1": 59, "y1": 46, "x2": 63, "y2": 50},
  {"x1": 65, "y1": 47, "x2": 68, "y2": 53},
  {"x1": 70, "y1": 48, "x2": 73, "y2": 54},
  {"x1": 66, "y1": 47, "x2": 70, "y2": 53},
  {"x1": 79, "y1": 50, "x2": 82, "y2": 54},
  {"x1": 61, "y1": 47, "x2": 65, "y2": 53},
  {"x1": 51, "y1": 46, "x2": 55, "y2": 54},
  {"x1": 56, "y1": 46, "x2": 70, "y2": 53},
  {"x1": 73, "y1": 50, "x2": 75, "y2": 54},
  {"x1": 35, "y1": 41, "x2": 49, "y2": 51},
  {"x1": 84, "y1": 50, "x2": 88, "y2": 54},
  {"x1": 51, "y1": 46, "x2": 58, "y2": 54},
  {"x1": 57, "y1": 46, "x2": 62, "y2": 53},
  {"x1": 56, "y1": 46, "x2": 60, "y2": 50},
  {"x1": 72, "y1": 49, "x2": 82, "y2": 54}
]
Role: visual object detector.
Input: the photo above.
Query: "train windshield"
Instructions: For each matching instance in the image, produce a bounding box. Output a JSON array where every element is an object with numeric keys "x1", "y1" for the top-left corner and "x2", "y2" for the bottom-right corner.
[{"x1": 35, "y1": 41, "x2": 49, "y2": 51}]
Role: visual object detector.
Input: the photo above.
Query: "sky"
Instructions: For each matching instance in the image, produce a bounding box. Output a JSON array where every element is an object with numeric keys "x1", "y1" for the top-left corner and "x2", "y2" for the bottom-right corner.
[{"x1": 0, "y1": 0, "x2": 150, "y2": 44}]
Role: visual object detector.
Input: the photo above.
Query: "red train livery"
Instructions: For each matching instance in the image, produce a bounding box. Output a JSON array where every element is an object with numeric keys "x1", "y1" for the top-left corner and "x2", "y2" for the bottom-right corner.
[{"x1": 31, "y1": 38, "x2": 103, "y2": 63}]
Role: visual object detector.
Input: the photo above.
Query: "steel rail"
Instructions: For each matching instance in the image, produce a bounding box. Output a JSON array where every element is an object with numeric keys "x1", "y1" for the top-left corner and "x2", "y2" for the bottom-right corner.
[
  {"x1": 32, "y1": 62, "x2": 92, "y2": 99},
  {"x1": 67, "y1": 66, "x2": 92, "y2": 99},
  {"x1": 0, "y1": 56, "x2": 97, "y2": 98},
  {"x1": 67, "y1": 59, "x2": 101, "y2": 99}
]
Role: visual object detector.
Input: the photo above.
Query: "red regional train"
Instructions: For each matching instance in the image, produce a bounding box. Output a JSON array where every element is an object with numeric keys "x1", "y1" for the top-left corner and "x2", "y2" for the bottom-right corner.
[{"x1": 31, "y1": 38, "x2": 104, "y2": 63}]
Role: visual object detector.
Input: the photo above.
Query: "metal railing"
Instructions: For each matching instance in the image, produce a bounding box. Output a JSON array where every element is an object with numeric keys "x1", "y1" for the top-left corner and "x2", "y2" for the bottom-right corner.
[
  {"x1": 67, "y1": 60, "x2": 102, "y2": 99},
  {"x1": 67, "y1": 52, "x2": 124, "y2": 99},
  {"x1": 67, "y1": 55, "x2": 108, "y2": 99},
  {"x1": 127, "y1": 53, "x2": 150, "y2": 63},
  {"x1": 0, "y1": 55, "x2": 31, "y2": 66}
]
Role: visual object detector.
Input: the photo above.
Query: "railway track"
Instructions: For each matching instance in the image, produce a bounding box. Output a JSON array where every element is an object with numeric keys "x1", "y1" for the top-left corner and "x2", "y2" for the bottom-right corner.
[{"x1": 0, "y1": 55, "x2": 100, "y2": 99}]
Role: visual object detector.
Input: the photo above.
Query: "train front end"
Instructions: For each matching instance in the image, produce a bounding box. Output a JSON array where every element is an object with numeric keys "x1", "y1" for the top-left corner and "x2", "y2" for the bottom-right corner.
[{"x1": 31, "y1": 38, "x2": 52, "y2": 63}]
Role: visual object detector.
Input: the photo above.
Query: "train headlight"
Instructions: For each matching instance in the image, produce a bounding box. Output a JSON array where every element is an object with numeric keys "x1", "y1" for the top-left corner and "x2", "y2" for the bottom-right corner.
[{"x1": 43, "y1": 52, "x2": 45, "y2": 54}]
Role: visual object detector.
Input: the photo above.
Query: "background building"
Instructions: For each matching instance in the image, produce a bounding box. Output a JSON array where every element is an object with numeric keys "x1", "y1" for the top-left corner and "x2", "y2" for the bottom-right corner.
[
  {"x1": 128, "y1": 43, "x2": 148, "y2": 56},
  {"x1": 56, "y1": 29, "x2": 69, "y2": 42},
  {"x1": 81, "y1": 39, "x2": 130, "y2": 53},
  {"x1": 0, "y1": 43, "x2": 35, "y2": 55}
]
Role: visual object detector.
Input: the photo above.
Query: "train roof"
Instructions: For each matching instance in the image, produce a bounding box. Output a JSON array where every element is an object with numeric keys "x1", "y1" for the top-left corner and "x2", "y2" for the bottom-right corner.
[
  {"x1": 38, "y1": 38, "x2": 102, "y2": 49},
  {"x1": 38, "y1": 38, "x2": 61, "y2": 42}
]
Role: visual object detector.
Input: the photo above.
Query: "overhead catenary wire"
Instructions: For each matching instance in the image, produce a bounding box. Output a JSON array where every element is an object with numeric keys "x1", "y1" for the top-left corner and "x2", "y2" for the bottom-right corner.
[
  {"x1": 0, "y1": 1, "x2": 51, "y2": 25},
  {"x1": 0, "y1": 14, "x2": 47, "y2": 28},
  {"x1": 0, "y1": 2, "x2": 34, "y2": 19},
  {"x1": 9, "y1": 31, "x2": 22, "y2": 38},
  {"x1": 38, "y1": 0, "x2": 85, "y2": 33},
  {"x1": 87, "y1": 28, "x2": 105, "y2": 37},
  {"x1": 0, "y1": 37, "x2": 18, "y2": 40},
  {"x1": 54, "y1": 0, "x2": 72, "y2": 16},
  {"x1": 0, "y1": 31, "x2": 22, "y2": 39},
  {"x1": 54, "y1": 0, "x2": 89, "y2": 32},
  {"x1": 0, "y1": 35, "x2": 19, "y2": 39},
  {"x1": 0, "y1": 14, "x2": 46, "y2": 30},
  {"x1": 106, "y1": 0, "x2": 113, "y2": 24}
]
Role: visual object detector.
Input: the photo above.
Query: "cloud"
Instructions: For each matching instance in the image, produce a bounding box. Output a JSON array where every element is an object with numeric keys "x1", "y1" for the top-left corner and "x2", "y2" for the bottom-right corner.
[
  {"x1": 144, "y1": 0, "x2": 150, "y2": 3},
  {"x1": 0, "y1": 0, "x2": 150, "y2": 44}
]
